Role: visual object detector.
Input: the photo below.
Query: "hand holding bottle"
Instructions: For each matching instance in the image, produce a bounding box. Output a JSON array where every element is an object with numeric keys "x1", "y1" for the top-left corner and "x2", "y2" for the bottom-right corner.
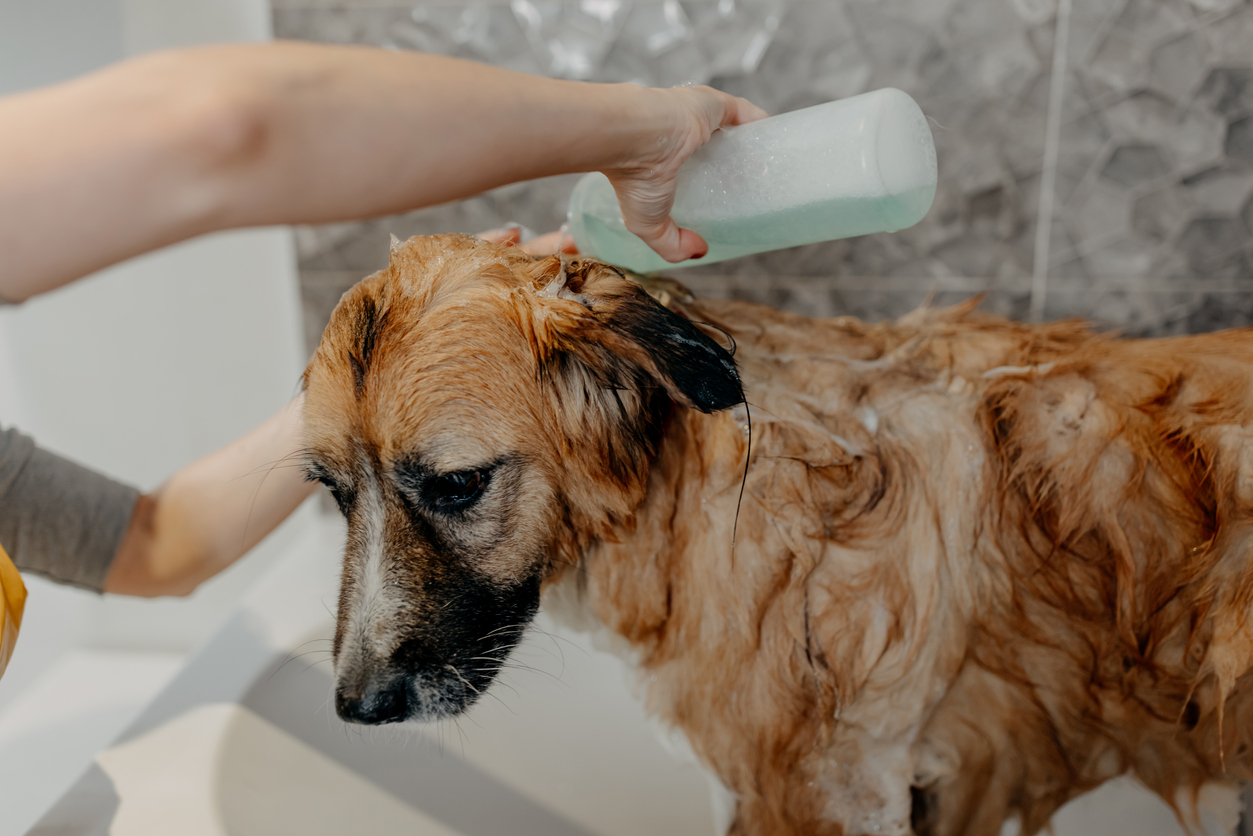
[
  {"x1": 569, "y1": 88, "x2": 939, "y2": 274},
  {"x1": 603, "y1": 86, "x2": 769, "y2": 263}
]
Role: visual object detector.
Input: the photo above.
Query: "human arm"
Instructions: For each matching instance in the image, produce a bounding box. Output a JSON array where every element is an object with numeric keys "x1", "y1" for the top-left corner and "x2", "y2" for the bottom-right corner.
[
  {"x1": 0, "y1": 41, "x2": 766, "y2": 302},
  {"x1": 102, "y1": 395, "x2": 316, "y2": 597}
]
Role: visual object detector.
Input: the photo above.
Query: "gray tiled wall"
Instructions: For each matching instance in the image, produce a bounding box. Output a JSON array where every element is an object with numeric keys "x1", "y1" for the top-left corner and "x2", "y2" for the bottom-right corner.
[{"x1": 273, "y1": 0, "x2": 1253, "y2": 353}]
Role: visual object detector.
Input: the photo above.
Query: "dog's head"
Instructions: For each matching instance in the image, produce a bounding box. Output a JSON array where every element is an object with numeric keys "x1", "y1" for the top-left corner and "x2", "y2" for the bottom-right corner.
[{"x1": 303, "y1": 234, "x2": 741, "y2": 725}]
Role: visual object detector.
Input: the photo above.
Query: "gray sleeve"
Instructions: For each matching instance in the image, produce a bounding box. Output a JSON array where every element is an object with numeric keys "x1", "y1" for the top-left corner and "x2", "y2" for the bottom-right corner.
[{"x1": 0, "y1": 426, "x2": 140, "y2": 592}]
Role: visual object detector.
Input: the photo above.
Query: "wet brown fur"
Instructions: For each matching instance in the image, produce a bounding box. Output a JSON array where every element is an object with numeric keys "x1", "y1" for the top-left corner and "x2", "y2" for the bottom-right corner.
[{"x1": 305, "y1": 234, "x2": 1253, "y2": 835}]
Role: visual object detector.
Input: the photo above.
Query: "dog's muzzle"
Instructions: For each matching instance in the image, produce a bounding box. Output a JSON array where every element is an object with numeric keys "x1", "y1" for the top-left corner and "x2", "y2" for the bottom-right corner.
[{"x1": 336, "y1": 671, "x2": 412, "y2": 725}]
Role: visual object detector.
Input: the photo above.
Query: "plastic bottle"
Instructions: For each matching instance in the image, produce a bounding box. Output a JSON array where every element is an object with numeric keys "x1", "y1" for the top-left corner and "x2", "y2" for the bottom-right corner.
[{"x1": 566, "y1": 87, "x2": 938, "y2": 274}]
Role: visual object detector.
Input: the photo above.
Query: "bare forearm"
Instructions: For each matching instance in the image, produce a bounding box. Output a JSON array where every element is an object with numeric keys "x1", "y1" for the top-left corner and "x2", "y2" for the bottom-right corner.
[
  {"x1": 210, "y1": 43, "x2": 673, "y2": 226},
  {"x1": 0, "y1": 43, "x2": 676, "y2": 300},
  {"x1": 0, "y1": 48, "x2": 254, "y2": 301},
  {"x1": 103, "y1": 396, "x2": 316, "y2": 597}
]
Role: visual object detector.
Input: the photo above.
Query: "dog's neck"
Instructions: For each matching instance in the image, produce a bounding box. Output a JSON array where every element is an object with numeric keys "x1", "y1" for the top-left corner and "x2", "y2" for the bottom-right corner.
[
  {"x1": 550, "y1": 400, "x2": 744, "y2": 640},
  {"x1": 540, "y1": 387, "x2": 677, "y2": 576}
]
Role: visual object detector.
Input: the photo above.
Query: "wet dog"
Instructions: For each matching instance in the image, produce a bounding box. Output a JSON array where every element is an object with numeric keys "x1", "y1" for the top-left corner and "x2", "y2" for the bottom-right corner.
[{"x1": 303, "y1": 233, "x2": 1253, "y2": 836}]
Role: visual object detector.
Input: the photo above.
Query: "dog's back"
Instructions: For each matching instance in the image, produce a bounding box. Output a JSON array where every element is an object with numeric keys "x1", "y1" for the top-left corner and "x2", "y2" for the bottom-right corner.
[{"x1": 576, "y1": 293, "x2": 1253, "y2": 835}]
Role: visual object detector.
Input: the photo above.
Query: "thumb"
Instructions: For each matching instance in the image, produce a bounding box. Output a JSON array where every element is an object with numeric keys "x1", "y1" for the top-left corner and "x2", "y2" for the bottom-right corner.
[
  {"x1": 612, "y1": 179, "x2": 708, "y2": 263},
  {"x1": 642, "y1": 219, "x2": 708, "y2": 263}
]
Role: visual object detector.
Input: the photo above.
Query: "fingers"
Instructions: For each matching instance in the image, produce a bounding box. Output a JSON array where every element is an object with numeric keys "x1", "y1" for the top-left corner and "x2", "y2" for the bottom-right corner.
[
  {"x1": 476, "y1": 226, "x2": 522, "y2": 245},
  {"x1": 615, "y1": 182, "x2": 690, "y2": 261},
  {"x1": 611, "y1": 87, "x2": 763, "y2": 262},
  {"x1": 477, "y1": 227, "x2": 578, "y2": 257},
  {"x1": 724, "y1": 94, "x2": 769, "y2": 127},
  {"x1": 517, "y1": 229, "x2": 578, "y2": 256},
  {"x1": 681, "y1": 86, "x2": 768, "y2": 132},
  {"x1": 629, "y1": 214, "x2": 707, "y2": 263},
  {"x1": 673, "y1": 226, "x2": 709, "y2": 262},
  {"x1": 478, "y1": 89, "x2": 764, "y2": 266},
  {"x1": 517, "y1": 230, "x2": 563, "y2": 256}
]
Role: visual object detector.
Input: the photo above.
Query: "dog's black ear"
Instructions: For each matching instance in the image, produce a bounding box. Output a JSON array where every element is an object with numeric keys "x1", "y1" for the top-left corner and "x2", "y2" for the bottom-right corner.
[
  {"x1": 530, "y1": 256, "x2": 742, "y2": 413},
  {"x1": 584, "y1": 280, "x2": 743, "y2": 413}
]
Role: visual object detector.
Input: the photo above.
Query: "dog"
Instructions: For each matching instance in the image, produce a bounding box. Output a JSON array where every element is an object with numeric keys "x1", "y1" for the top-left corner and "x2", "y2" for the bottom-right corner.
[{"x1": 302, "y1": 232, "x2": 1253, "y2": 836}]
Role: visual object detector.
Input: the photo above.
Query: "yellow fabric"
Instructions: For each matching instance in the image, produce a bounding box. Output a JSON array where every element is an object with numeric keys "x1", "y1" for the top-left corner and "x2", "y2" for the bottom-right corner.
[{"x1": 0, "y1": 542, "x2": 26, "y2": 679}]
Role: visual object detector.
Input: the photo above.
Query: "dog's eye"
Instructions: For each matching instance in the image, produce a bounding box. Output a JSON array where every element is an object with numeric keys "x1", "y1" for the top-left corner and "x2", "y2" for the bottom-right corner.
[
  {"x1": 305, "y1": 468, "x2": 351, "y2": 516},
  {"x1": 423, "y1": 468, "x2": 491, "y2": 513},
  {"x1": 322, "y1": 481, "x2": 351, "y2": 516}
]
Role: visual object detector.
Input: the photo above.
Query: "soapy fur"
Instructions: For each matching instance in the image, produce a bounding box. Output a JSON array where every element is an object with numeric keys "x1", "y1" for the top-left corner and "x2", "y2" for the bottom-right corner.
[{"x1": 304, "y1": 233, "x2": 1253, "y2": 835}]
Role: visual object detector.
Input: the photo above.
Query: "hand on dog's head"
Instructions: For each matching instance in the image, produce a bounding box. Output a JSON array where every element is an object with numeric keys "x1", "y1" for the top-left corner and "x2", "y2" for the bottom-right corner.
[{"x1": 302, "y1": 234, "x2": 739, "y2": 726}]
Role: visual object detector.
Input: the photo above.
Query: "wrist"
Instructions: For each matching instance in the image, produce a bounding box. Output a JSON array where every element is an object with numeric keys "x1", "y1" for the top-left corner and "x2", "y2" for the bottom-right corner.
[
  {"x1": 594, "y1": 84, "x2": 683, "y2": 177},
  {"x1": 550, "y1": 81, "x2": 672, "y2": 178}
]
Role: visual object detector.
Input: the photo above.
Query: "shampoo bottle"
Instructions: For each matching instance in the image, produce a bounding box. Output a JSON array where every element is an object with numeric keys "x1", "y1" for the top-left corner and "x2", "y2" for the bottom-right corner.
[{"x1": 567, "y1": 87, "x2": 938, "y2": 274}]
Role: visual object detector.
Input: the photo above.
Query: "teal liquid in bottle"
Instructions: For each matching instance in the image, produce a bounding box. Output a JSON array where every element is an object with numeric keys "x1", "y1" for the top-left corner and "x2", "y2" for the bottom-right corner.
[{"x1": 567, "y1": 88, "x2": 938, "y2": 274}]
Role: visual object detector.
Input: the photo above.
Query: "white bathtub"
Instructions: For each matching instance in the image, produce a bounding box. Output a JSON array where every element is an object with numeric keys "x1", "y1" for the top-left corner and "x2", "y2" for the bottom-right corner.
[
  {"x1": 26, "y1": 513, "x2": 1242, "y2": 836},
  {"x1": 26, "y1": 514, "x2": 715, "y2": 836}
]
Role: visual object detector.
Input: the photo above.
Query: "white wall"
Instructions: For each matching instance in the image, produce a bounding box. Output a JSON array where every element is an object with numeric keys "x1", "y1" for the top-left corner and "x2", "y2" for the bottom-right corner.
[
  {"x1": 0, "y1": 0, "x2": 125, "y2": 96},
  {"x1": 0, "y1": 0, "x2": 309, "y2": 708},
  {"x1": 118, "y1": 0, "x2": 272, "y2": 55}
]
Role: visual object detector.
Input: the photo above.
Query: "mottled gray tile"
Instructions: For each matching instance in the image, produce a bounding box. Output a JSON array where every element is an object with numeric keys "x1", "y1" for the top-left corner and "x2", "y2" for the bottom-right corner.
[
  {"x1": 1068, "y1": 178, "x2": 1134, "y2": 246},
  {"x1": 273, "y1": 7, "x2": 413, "y2": 45},
  {"x1": 806, "y1": 41, "x2": 872, "y2": 102},
  {"x1": 1181, "y1": 163, "x2": 1253, "y2": 215},
  {"x1": 1196, "y1": 66, "x2": 1253, "y2": 120},
  {"x1": 1182, "y1": 0, "x2": 1244, "y2": 12},
  {"x1": 411, "y1": 4, "x2": 539, "y2": 69},
  {"x1": 1009, "y1": 0, "x2": 1057, "y2": 27},
  {"x1": 654, "y1": 40, "x2": 710, "y2": 86},
  {"x1": 1087, "y1": 31, "x2": 1144, "y2": 100},
  {"x1": 620, "y1": 0, "x2": 693, "y2": 56},
  {"x1": 677, "y1": 273, "x2": 1030, "y2": 322},
  {"x1": 1067, "y1": 0, "x2": 1129, "y2": 71},
  {"x1": 731, "y1": 239, "x2": 854, "y2": 279},
  {"x1": 1101, "y1": 143, "x2": 1173, "y2": 187},
  {"x1": 1108, "y1": 0, "x2": 1191, "y2": 44},
  {"x1": 1178, "y1": 215, "x2": 1253, "y2": 274},
  {"x1": 276, "y1": 0, "x2": 1253, "y2": 345},
  {"x1": 1206, "y1": 4, "x2": 1253, "y2": 65},
  {"x1": 999, "y1": 72, "x2": 1052, "y2": 176},
  {"x1": 1229, "y1": 116, "x2": 1253, "y2": 168},
  {"x1": 1148, "y1": 30, "x2": 1208, "y2": 102},
  {"x1": 1131, "y1": 184, "x2": 1197, "y2": 243},
  {"x1": 930, "y1": 233, "x2": 1005, "y2": 278},
  {"x1": 884, "y1": 0, "x2": 964, "y2": 28},
  {"x1": 1043, "y1": 288, "x2": 1253, "y2": 337},
  {"x1": 1049, "y1": 0, "x2": 1253, "y2": 293},
  {"x1": 1181, "y1": 290, "x2": 1253, "y2": 334},
  {"x1": 1043, "y1": 289, "x2": 1203, "y2": 337},
  {"x1": 1091, "y1": 235, "x2": 1171, "y2": 280},
  {"x1": 842, "y1": 1, "x2": 935, "y2": 89},
  {"x1": 1104, "y1": 92, "x2": 1226, "y2": 170},
  {"x1": 775, "y1": 0, "x2": 859, "y2": 50},
  {"x1": 1054, "y1": 109, "x2": 1112, "y2": 199}
]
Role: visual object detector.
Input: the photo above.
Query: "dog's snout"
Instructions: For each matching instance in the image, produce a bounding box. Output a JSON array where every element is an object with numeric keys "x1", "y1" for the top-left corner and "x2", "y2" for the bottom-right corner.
[{"x1": 336, "y1": 674, "x2": 411, "y2": 725}]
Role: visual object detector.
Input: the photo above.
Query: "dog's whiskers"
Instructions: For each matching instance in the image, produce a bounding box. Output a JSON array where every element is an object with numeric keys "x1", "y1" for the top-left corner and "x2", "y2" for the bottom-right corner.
[
  {"x1": 479, "y1": 623, "x2": 530, "y2": 641},
  {"x1": 444, "y1": 664, "x2": 482, "y2": 695}
]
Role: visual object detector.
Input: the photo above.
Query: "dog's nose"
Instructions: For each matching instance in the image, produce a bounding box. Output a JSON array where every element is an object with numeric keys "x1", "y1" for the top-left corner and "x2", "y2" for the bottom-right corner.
[{"x1": 335, "y1": 675, "x2": 411, "y2": 725}]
